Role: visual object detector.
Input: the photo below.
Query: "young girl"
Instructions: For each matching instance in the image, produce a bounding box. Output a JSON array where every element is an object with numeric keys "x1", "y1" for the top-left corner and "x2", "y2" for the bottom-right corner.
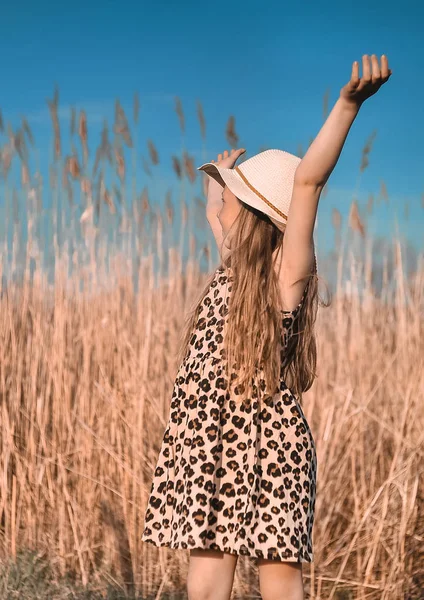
[{"x1": 142, "y1": 55, "x2": 392, "y2": 600}]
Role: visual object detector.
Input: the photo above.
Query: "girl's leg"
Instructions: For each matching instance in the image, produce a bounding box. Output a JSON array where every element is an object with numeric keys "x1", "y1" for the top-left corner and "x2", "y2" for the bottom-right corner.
[
  {"x1": 187, "y1": 548, "x2": 239, "y2": 600},
  {"x1": 258, "y1": 559, "x2": 304, "y2": 600}
]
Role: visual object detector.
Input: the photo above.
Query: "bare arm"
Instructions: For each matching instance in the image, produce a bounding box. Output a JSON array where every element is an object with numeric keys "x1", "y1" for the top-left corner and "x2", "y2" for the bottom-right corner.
[
  {"x1": 282, "y1": 55, "x2": 392, "y2": 293},
  {"x1": 281, "y1": 99, "x2": 360, "y2": 292},
  {"x1": 294, "y1": 98, "x2": 360, "y2": 187},
  {"x1": 205, "y1": 149, "x2": 246, "y2": 261},
  {"x1": 295, "y1": 55, "x2": 392, "y2": 187}
]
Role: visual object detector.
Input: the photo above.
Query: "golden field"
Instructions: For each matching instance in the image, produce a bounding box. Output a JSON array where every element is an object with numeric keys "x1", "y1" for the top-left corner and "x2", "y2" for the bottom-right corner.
[{"x1": 0, "y1": 90, "x2": 423, "y2": 599}]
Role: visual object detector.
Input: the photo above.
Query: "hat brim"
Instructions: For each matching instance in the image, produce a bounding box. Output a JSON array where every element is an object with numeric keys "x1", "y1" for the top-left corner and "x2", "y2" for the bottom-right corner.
[{"x1": 197, "y1": 162, "x2": 286, "y2": 229}]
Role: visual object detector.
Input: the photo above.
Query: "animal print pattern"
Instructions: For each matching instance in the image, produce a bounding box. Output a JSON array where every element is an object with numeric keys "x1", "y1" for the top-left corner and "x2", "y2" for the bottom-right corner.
[{"x1": 141, "y1": 266, "x2": 317, "y2": 562}]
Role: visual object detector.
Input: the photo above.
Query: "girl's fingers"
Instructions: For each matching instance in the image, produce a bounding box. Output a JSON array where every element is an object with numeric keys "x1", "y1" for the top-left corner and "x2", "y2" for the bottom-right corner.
[
  {"x1": 371, "y1": 54, "x2": 381, "y2": 81},
  {"x1": 351, "y1": 61, "x2": 360, "y2": 86},
  {"x1": 214, "y1": 148, "x2": 246, "y2": 166},
  {"x1": 380, "y1": 55, "x2": 391, "y2": 79},
  {"x1": 362, "y1": 55, "x2": 371, "y2": 82}
]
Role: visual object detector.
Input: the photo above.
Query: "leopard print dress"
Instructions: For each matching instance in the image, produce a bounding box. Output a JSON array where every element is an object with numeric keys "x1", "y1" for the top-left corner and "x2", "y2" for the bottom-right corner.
[{"x1": 141, "y1": 265, "x2": 317, "y2": 562}]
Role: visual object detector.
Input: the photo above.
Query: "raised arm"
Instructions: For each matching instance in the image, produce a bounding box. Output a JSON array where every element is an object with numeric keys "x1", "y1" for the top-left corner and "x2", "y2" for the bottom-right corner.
[
  {"x1": 205, "y1": 149, "x2": 246, "y2": 261},
  {"x1": 282, "y1": 55, "x2": 393, "y2": 288}
]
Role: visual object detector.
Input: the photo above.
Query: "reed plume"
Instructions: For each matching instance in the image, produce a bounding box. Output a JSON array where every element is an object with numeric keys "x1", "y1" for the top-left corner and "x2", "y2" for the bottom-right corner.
[
  {"x1": 22, "y1": 117, "x2": 34, "y2": 147},
  {"x1": 67, "y1": 152, "x2": 81, "y2": 179},
  {"x1": 70, "y1": 107, "x2": 76, "y2": 136},
  {"x1": 140, "y1": 186, "x2": 150, "y2": 213},
  {"x1": 49, "y1": 165, "x2": 57, "y2": 189},
  {"x1": 80, "y1": 177, "x2": 92, "y2": 196},
  {"x1": 93, "y1": 119, "x2": 113, "y2": 176},
  {"x1": 147, "y1": 139, "x2": 159, "y2": 165},
  {"x1": 103, "y1": 185, "x2": 116, "y2": 214},
  {"x1": 360, "y1": 130, "x2": 377, "y2": 173},
  {"x1": 79, "y1": 109, "x2": 88, "y2": 165},
  {"x1": 2, "y1": 145, "x2": 13, "y2": 179},
  {"x1": 114, "y1": 144, "x2": 125, "y2": 181},
  {"x1": 165, "y1": 190, "x2": 174, "y2": 225},
  {"x1": 114, "y1": 99, "x2": 133, "y2": 148},
  {"x1": 349, "y1": 199, "x2": 366, "y2": 237},
  {"x1": 172, "y1": 155, "x2": 182, "y2": 179},
  {"x1": 14, "y1": 128, "x2": 29, "y2": 164},
  {"x1": 133, "y1": 92, "x2": 140, "y2": 124},
  {"x1": 183, "y1": 151, "x2": 196, "y2": 183},
  {"x1": 196, "y1": 100, "x2": 206, "y2": 140},
  {"x1": 47, "y1": 85, "x2": 61, "y2": 159},
  {"x1": 226, "y1": 115, "x2": 238, "y2": 147},
  {"x1": 175, "y1": 96, "x2": 185, "y2": 134}
]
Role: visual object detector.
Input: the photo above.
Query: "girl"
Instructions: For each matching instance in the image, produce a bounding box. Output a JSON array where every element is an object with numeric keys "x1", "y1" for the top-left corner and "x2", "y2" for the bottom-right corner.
[{"x1": 142, "y1": 55, "x2": 392, "y2": 600}]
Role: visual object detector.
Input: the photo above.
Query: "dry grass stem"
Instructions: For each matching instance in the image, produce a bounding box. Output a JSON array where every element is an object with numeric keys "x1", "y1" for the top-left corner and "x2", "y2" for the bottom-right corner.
[
  {"x1": 332, "y1": 207, "x2": 341, "y2": 230},
  {"x1": 141, "y1": 155, "x2": 151, "y2": 176}
]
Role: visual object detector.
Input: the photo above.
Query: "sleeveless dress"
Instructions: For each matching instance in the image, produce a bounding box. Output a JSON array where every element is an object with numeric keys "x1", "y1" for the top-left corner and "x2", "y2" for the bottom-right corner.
[{"x1": 141, "y1": 265, "x2": 317, "y2": 562}]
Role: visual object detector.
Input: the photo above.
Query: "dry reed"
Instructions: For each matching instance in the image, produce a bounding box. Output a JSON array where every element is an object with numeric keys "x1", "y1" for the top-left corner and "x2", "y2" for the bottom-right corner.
[{"x1": 0, "y1": 88, "x2": 422, "y2": 600}]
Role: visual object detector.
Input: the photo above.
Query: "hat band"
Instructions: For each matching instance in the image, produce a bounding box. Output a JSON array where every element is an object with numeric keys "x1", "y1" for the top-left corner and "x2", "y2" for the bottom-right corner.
[{"x1": 234, "y1": 166, "x2": 288, "y2": 222}]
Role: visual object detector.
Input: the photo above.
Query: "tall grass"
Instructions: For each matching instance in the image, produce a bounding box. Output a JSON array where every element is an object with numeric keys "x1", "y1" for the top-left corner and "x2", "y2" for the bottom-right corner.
[{"x1": 0, "y1": 89, "x2": 423, "y2": 599}]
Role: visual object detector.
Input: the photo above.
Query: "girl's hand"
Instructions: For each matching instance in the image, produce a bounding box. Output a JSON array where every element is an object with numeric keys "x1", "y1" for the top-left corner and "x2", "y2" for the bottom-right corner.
[
  {"x1": 206, "y1": 148, "x2": 246, "y2": 209},
  {"x1": 340, "y1": 54, "x2": 393, "y2": 109},
  {"x1": 211, "y1": 148, "x2": 246, "y2": 170}
]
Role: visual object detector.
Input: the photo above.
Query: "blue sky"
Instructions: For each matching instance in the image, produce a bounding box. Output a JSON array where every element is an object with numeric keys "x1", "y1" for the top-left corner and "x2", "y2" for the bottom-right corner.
[{"x1": 0, "y1": 0, "x2": 423, "y2": 281}]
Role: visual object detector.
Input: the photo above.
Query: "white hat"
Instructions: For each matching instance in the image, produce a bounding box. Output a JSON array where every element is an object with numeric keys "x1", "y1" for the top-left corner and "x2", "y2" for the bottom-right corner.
[{"x1": 197, "y1": 148, "x2": 302, "y2": 232}]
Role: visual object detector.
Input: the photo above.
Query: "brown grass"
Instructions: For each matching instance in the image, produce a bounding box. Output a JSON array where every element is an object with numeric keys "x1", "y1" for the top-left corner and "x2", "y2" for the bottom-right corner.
[{"x1": 0, "y1": 89, "x2": 422, "y2": 600}]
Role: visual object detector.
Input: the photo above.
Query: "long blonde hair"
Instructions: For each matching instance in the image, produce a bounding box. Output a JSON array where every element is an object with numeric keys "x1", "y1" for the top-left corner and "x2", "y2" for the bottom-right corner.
[{"x1": 176, "y1": 201, "x2": 329, "y2": 408}]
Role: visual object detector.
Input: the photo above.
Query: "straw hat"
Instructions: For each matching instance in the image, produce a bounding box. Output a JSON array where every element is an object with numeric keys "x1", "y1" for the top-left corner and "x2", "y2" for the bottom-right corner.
[
  {"x1": 197, "y1": 148, "x2": 317, "y2": 272},
  {"x1": 197, "y1": 148, "x2": 302, "y2": 232}
]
